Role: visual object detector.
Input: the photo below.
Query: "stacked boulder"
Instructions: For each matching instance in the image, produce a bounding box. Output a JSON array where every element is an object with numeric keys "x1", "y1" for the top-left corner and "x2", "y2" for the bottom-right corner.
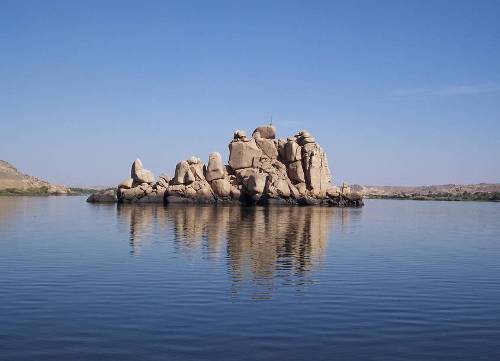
[
  {"x1": 278, "y1": 130, "x2": 334, "y2": 201},
  {"x1": 205, "y1": 152, "x2": 233, "y2": 200},
  {"x1": 116, "y1": 159, "x2": 166, "y2": 203},
  {"x1": 223, "y1": 125, "x2": 295, "y2": 204},
  {"x1": 165, "y1": 157, "x2": 214, "y2": 203},
  {"x1": 86, "y1": 189, "x2": 117, "y2": 203},
  {"x1": 96, "y1": 124, "x2": 362, "y2": 207}
]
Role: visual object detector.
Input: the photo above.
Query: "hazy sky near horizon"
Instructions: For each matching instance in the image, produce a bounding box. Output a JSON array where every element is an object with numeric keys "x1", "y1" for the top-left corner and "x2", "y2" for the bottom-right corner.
[{"x1": 1, "y1": 0, "x2": 499, "y2": 186}]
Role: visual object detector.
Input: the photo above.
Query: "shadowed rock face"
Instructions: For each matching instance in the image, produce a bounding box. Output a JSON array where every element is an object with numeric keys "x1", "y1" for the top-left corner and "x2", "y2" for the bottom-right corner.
[{"x1": 97, "y1": 124, "x2": 363, "y2": 207}]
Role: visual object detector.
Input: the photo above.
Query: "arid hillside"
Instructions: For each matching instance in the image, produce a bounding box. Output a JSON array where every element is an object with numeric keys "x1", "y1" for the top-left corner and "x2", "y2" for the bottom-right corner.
[
  {"x1": 0, "y1": 160, "x2": 71, "y2": 195},
  {"x1": 353, "y1": 184, "x2": 500, "y2": 201}
]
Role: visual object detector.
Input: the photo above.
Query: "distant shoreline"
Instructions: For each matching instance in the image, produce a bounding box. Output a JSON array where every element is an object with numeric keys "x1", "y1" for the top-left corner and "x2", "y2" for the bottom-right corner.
[
  {"x1": 0, "y1": 187, "x2": 106, "y2": 197},
  {"x1": 1, "y1": 159, "x2": 113, "y2": 197},
  {"x1": 364, "y1": 194, "x2": 499, "y2": 202},
  {"x1": 2, "y1": 187, "x2": 499, "y2": 202},
  {"x1": 353, "y1": 183, "x2": 500, "y2": 202},
  {"x1": 2, "y1": 158, "x2": 499, "y2": 202}
]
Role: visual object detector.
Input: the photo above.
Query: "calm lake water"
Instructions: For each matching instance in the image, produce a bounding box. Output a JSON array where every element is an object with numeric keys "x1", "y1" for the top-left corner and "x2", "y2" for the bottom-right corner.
[{"x1": 1, "y1": 197, "x2": 499, "y2": 361}]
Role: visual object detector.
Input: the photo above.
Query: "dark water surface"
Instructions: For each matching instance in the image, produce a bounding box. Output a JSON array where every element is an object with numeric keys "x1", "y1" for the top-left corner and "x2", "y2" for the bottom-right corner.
[{"x1": 1, "y1": 197, "x2": 499, "y2": 361}]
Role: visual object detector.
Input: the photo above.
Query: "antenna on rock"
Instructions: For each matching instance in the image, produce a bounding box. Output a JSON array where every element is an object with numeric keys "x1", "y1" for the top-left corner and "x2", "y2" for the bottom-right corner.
[{"x1": 270, "y1": 114, "x2": 273, "y2": 126}]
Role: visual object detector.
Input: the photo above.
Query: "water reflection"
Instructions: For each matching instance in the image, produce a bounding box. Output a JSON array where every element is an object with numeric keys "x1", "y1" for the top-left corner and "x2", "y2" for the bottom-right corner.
[
  {"x1": 117, "y1": 204, "x2": 357, "y2": 296},
  {"x1": 0, "y1": 196, "x2": 21, "y2": 229}
]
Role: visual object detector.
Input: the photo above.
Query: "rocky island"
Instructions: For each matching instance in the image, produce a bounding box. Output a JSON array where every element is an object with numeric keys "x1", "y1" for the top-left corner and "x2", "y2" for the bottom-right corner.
[{"x1": 88, "y1": 124, "x2": 363, "y2": 207}]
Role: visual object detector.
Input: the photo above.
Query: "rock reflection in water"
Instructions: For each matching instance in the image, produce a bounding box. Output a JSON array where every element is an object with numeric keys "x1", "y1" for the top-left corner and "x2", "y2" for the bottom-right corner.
[
  {"x1": 118, "y1": 204, "x2": 355, "y2": 296},
  {"x1": 116, "y1": 205, "x2": 168, "y2": 254}
]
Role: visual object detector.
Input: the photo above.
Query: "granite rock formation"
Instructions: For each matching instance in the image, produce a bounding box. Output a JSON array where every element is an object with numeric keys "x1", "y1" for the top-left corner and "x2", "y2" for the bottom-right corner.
[{"x1": 88, "y1": 125, "x2": 363, "y2": 207}]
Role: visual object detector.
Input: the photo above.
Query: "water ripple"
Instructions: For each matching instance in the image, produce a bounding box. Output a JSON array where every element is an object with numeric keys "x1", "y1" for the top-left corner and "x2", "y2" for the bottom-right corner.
[{"x1": 0, "y1": 198, "x2": 499, "y2": 360}]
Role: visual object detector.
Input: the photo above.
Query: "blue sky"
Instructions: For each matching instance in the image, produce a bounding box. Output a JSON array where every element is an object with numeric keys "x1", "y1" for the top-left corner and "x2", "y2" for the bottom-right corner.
[{"x1": 1, "y1": 0, "x2": 499, "y2": 186}]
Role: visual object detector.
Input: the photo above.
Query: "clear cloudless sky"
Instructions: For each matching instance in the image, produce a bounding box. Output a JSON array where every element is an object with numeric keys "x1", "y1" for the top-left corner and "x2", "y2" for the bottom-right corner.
[{"x1": 1, "y1": 0, "x2": 499, "y2": 186}]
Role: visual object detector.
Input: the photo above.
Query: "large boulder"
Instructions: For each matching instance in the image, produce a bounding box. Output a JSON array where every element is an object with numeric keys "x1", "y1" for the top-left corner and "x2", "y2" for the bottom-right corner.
[
  {"x1": 87, "y1": 189, "x2": 117, "y2": 203},
  {"x1": 119, "y1": 186, "x2": 144, "y2": 201},
  {"x1": 302, "y1": 143, "x2": 332, "y2": 196},
  {"x1": 283, "y1": 139, "x2": 302, "y2": 163},
  {"x1": 210, "y1": 178, "x2": 231, "y2": 198},
  {"x1": 173, "y1": 161, "x2": 195, "y2": 185},
  {"x1": 265, "y1": 174, "x2": 290, "y2": 198},
  {"x1": 164, "y1": 178, "x2": 215, "y2": 203},
  {"x1": 244, "y1": 173, "x2": 267, "y2": 194},
  {"x1": 131, "y1": 158, "x2": 143, "y2": 179},
  {"x1": 228, "y1": 138, "x2": 262, "y2": 170},
  {"x1": 133, "y1": 192, "x2": 164, "y2": 203},
  {"x1": 295, "y1": 182, "x2": 307, "y2": 196},
  {"x1": 230, "y1": 185, "x2": 242, "y2": 200},
  {"x1": 252, "y1": 124, "x2": 276, "y2": 139},
  {"x1": 287, "y1": 160, "x2": 305, "y2": 183},
  {"x1": 166, "y1": 184, "x2": 186, "y2": 197},
  {"x1": 196, "y1": 180, "x2": 215, "y2": 200},
  {"x1": 286, "y1": 179, "x2": 301, "y2": 198},
  {"x1": 134, "y1": 169, "x2": 155, "y2": 184},
  {"x1": 131, "y1": 158, "x2": 155, "y2": 184},
  {"x1": 297, "y1": 130, "x2": 316, "y2": 145},
  {"x1": 235, "y1": 167, "x2": 258, "y2": 180},
  {"x1": 157, "y1": 174, "x2": 171, "y2": 188},
  {"x1": 277, "y1": 139, "x2": 287, "y2": 159},
  {"x1": 188, "y1": 157, "x2": 205, "y2": 181},
  {"x1": 255, "y1": 138, "x2": 278, "y2": 159},
  {"x1": 118, "y1": 178, "x2": 133, "y2": 189},
  {"x1": 205, "y1": 152, "x2": 225, "y2": 182}
]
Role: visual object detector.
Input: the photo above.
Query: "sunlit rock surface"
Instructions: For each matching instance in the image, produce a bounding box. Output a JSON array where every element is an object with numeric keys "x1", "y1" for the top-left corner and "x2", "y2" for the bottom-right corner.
[{"x1": 88, "y1": 124, "x2": 363, "y2": 207}]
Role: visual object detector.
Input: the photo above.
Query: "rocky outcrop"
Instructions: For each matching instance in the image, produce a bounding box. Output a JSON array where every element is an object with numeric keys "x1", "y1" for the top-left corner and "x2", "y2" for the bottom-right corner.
[
  {"x1": 131, "y1": 158, "x2": 155, "y2": 185},
  {"x1": 228, "y1": 131, "x2": 262, "y2": 170},
  {"x1": 164, "y1": 157, "x2": 215, "y2": 204},
  {"x1": 86, "y1": 189, "x2": 117, "y2": 203},
  {"x1": 252, "y1": 124, "x2": 276, "y2": 139},
  {"x1": 204, "y1": 152, "x2": 225, "y2": 182},
  {"x1": 101, "y1": 125, "x2": 362, "y2": 207},
  {"x1": 114, "y1": 159, "x2": 165, "y2": 203}
]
